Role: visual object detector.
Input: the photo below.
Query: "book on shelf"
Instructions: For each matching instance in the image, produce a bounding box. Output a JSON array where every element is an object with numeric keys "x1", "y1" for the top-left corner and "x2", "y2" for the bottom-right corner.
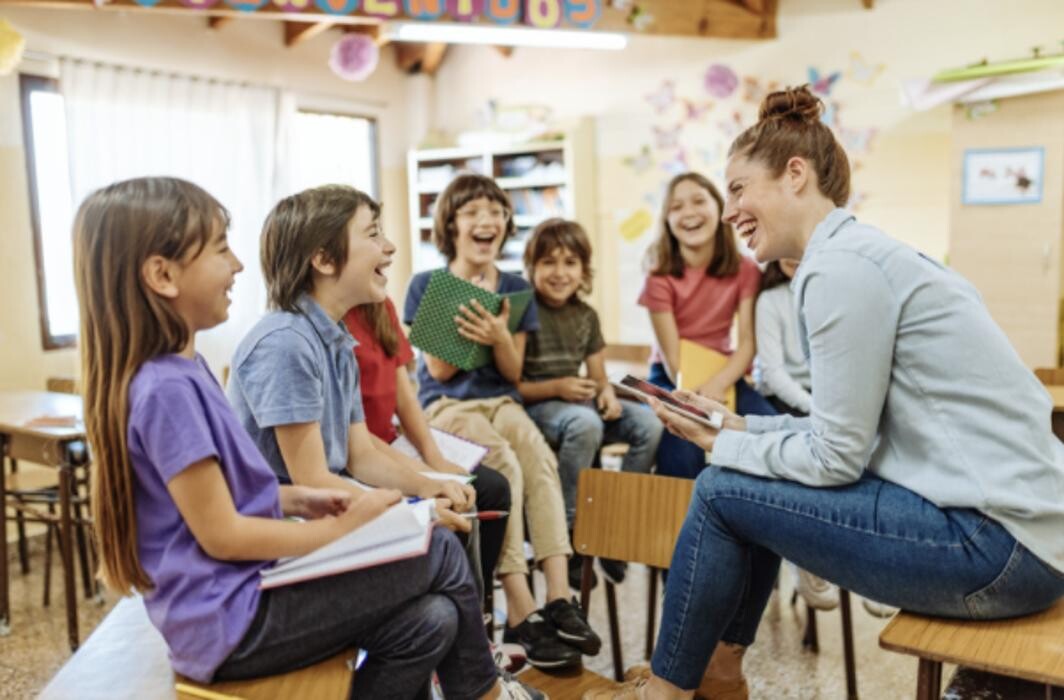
[
  {"x1": 259, "y1": 500, "x2": 436, "y2": 589},
  {"x1": 390, "y1": 427, "x2": 489, "y2": 474},
  {"x1": 408, "y1": 269, "x2": 533, "y2": 372}
]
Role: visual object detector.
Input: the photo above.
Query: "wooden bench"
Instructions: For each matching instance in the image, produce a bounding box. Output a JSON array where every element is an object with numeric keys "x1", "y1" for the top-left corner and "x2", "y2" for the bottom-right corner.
[
  {"x1": 41, "y1": 596, "x2": 354, "y2": 699},
  {"x1": 879, "y1": 598, "x2": 1064, "y2": 699}
]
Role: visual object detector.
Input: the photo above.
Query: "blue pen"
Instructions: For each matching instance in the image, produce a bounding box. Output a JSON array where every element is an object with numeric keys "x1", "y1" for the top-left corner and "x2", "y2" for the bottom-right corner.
[{"x1": 407, "y1": 496, "x2": 423, "y2": 504}]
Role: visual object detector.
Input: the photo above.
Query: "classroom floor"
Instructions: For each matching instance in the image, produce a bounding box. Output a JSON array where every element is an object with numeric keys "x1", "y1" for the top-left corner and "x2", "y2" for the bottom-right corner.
[{"x1": 1, "y1": 525, "x2": 925, "y2": 699}]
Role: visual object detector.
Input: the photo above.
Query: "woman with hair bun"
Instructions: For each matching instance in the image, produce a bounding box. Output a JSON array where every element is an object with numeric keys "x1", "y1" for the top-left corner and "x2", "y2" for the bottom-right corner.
[{"x1": 584, "y1": 85, "x2": 1064, "y2": 700}]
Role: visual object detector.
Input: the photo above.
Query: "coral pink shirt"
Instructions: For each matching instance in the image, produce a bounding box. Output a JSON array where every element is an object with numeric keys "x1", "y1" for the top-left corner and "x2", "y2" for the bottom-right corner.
[
  {"x1": 638, "y1": 257, "x2": 761, "y2": 364},
  {"x1": 344, "y1": 298, "x2": 414, "y2": 443}
]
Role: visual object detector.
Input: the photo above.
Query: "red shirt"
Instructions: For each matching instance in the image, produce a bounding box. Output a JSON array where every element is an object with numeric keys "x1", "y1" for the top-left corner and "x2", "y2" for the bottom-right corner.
[
  {"x1": 638, "y1": 257, "x2": 761, "y2": 364},
  {"x1": 343, "y1": 298, "x2": 414, "y2": 443}
]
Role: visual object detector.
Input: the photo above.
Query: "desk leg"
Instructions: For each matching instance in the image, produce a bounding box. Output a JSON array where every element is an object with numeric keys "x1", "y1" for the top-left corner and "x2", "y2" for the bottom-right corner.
[
  {"x1": 840, "y1": 589, "x2": 858, "y2": 700},
  {"x1": 0, "y1": 442, "x2": 9, "y2": 636},
  {"x1": 916, "y1": 658, "x2": 941, "y2": 700},
  {"x1": 58, "y1": 466, "x2": 79, "y2": 651}
]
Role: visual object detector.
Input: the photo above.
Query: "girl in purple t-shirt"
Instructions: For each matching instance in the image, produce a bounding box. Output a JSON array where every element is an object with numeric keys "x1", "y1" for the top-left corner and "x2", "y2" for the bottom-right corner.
[{"x1": 71, "y1": 176, "x2": 542, "y2": 700}]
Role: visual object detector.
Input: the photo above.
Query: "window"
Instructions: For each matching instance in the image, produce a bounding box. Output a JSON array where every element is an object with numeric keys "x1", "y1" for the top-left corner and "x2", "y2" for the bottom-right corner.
[
  {"x1": 20, "y1": 74, "x2": 77, "y2": 350},
  {"x1": 288, "y1": 110, "x2": 379, "y2": 198}
]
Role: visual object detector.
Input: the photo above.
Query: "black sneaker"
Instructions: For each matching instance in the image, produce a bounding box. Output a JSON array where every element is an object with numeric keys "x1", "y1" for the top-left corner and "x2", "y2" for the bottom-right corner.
[
  {"x1": 543, "y1": 597, "x2": 602, "y2": 656},
  {"x1": 598, "y1": 558, "x2": 628, "y2": 585},
  {"x1": 502, "y1": 611, "x2": 582, "y2": 670},
  {"x1": 568, "y1": 552, "x2": 598, "y2": 591}
]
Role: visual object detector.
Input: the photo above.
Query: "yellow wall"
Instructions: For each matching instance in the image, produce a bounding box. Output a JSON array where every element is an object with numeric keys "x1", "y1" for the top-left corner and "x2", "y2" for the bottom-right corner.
[
  {"x1": 427, "y1": 0, "x2": 1064, "y2": 342},
  {"x1": 0, "y1": 8, "x2": 422, "y2": 389}
]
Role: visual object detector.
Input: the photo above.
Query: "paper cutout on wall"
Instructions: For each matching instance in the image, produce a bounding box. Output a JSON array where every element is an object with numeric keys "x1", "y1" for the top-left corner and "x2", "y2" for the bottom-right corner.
[
  {"x1": 741, "y1": 76, "x2": 778, "y2": 104},
  {"x1": 660, "y1": 149, "x2": 688, "y2": 176},
  {"x1": 716, "y1": 110, "x2": 744, "y2": 140},
  {"x1": 653, "y1": 124, "x2": 682, "y2": 150},
  {"x1": 0, "y1": 19, "x2": 25, "y2": 76},
  {"x1": 619, "y1": 208, "x2": 653, "y2": 241},
  {"x1": 965, "y1": 100, "x2": 997, "y2": 120},
  {"x1": 820, "y1": 100, "x2": 838, "y2": 128},
  {"x1": 681, "y1": 99, "x2": 714, "y2": 122},
  {"x1": 645, "y1": 80, "x2": 675, "y2": 114},
  {"x1": 704, "y1": 64, "x2": 738, "y2": 98},
  {"x1": 848, "y1": 51, "x2": 884, "y2": 86},
  {"x1": 808, "y1": 66, "x2": 841, "y2": 96},
  {"x1": 624, "y1": 145, "x2": 654, "y2": 174},
  {"x1": 839, "y1": 126, "x2": 875, "y2": 154},
  {"x1": 626, "y1": 4, "x2": 655, "y2": 31}
]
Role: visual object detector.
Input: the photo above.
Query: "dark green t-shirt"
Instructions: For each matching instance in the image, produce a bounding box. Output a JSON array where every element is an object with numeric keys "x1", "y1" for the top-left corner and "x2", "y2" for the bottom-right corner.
[{"x1": 523, "y1": 297, "x2": 605, "y2": 382}]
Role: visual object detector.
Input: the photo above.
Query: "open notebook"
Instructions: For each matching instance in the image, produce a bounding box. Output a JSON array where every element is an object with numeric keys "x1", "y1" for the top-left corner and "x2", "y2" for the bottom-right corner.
[
  {"x1": 390, "y1": 427, "x2": 488, "y2": 481},
  {"x1": 259, "y1": 500, "x2": 436, "y2": 589}
]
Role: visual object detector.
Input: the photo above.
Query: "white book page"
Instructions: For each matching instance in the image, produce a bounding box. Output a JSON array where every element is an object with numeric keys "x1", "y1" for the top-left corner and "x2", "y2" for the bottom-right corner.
[
  {"x1": 261, "y1": 528, "x2": 432, "y2": 589},
  {"x1": 391, "y1": 427, "x2": 488, "y2": 472}
]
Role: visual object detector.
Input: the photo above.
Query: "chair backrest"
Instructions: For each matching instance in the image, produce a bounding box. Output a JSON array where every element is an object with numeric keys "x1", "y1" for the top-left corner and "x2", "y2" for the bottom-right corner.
[
  {"x1": 1034, "y1": 367, "x2": 1064, "y2": 385},
  {"x1": 572, "y1": 469, "x2": 694, "y2": 570}
]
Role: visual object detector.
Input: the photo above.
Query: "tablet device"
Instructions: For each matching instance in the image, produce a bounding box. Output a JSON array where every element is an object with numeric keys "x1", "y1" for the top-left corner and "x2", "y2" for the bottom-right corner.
[{"x1": 611, "y1": 375, "x2": 724, "y2": 430}]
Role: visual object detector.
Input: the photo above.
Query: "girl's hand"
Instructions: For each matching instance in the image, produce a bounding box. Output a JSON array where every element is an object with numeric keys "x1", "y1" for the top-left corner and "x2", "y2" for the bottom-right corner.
[
  {"x1": 455, "y1": 298, "x2": 511, "y2": 346},
  {"x1": 673, "y1": 389, "x2": 746, "y2": 431},
  {"x1": 597, "y1": 386, "x2": 623, "y2": 421},
  {"x1": 334, "y1": 488, "x2": 401, "y2": 533},
  {"x1": 427, "y1": 456, "x2": 470, "y2": 477},
  {"x1": 557, "y1": 377, "x2": 598, "y2": 402},
  {"x1": 281, "y1": 485, "x2": 351, "y2": 519},
  {"x1": 696, "y1": 377, "x2": 730, "y2": 404},
  {"x1": 434, "y1": 499, "x2": 473, "y2": 534}
]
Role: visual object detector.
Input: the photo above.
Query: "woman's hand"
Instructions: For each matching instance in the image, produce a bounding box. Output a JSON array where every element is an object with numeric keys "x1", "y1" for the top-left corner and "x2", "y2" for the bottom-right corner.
[
  {"x1": 673, "y1": 389, "x2": 746, "y2": 431},
  {"x1": 455, "y1": 298, "x2": 511, "y2": 347},
  {"x1": 649, "y1": 398, "x2": 720, "y2": 452},
  {"x1": 596, "y1": 385, "x2": 623, "y2": 421},
  {"x1": 280, "y1": 485, "x2": 351, "y2": 519},
  {"x1": 416, "y1": 478, "x2": 475, "y2": 513},
  {"x1": 557, "y1": 377, "x2": 598, "y2": 402}
]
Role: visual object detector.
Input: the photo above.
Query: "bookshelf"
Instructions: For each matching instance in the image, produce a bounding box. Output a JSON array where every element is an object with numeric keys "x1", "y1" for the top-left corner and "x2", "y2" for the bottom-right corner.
[{"x1": 405, "y1": 121, "x2": 597, "y2": 279}]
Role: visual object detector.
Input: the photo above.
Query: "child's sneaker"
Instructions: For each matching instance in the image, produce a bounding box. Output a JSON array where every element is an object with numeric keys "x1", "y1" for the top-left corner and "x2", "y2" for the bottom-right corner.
[
  {"x1": 491, "y1": 642, "x2": 527, "y2": 673},
  {"x1": 498, "y1": 670, "x2": 549, "y2": 700},
  {"x1": 544, "y1": 597, "x2": 602, "y2": 655},
  {"x1": 502, "y1": 611, "x2": 582, "y2": 669},
  {"x1": 796, "y1": 569, "x2": 838, "y2": 611},
  {"x1": 569, "y1": 552, "x2": 598, "y2": 591},
  {"x1": 598, "y1": 557, "x2": 628, "y2": 585}
]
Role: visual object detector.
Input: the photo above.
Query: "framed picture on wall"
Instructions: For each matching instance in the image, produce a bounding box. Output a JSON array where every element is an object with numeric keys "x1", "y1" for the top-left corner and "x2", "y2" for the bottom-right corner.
[{"x1": 962, "y1": 147, "x2": 1044, "y2": 205}]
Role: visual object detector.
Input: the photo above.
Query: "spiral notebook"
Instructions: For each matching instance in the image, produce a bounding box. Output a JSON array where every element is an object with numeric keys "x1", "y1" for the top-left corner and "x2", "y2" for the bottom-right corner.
[
  {"x1": 408, "y1": 269, "x2": 533, "y2": 371},
  {"x1": 259, "y1": 500, "x2": 436, "y2": 589}
]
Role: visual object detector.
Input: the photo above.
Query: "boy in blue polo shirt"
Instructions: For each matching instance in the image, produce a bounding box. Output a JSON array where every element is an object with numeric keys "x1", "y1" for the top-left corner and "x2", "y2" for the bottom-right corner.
[{"x1": 228, "y1": 186, "x2": 472, "y2": 528}]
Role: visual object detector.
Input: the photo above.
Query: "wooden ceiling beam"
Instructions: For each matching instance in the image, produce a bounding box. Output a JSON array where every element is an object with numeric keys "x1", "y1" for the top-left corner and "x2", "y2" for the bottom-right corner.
[
  {"x1": 206, "y1": 16, "x2": 231, "y2": 30},
  {"x1": 862, "y1": 0, "x2": 874, "y2": 7},
  {"x1": 394, "y1": 42, "x2": 449, "y2": 76},
  {"x1": 283, "y1": 20, "x2": 333, "y2": 48},
  {"x1": 421, "y1": 42, "x2": 448, "y2": 76}
]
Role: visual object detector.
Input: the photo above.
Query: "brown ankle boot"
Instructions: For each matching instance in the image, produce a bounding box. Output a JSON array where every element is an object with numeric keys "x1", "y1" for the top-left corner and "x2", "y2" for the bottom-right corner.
[{"x1": 695, "y1": 643, "x2": 748, "y2": 700}]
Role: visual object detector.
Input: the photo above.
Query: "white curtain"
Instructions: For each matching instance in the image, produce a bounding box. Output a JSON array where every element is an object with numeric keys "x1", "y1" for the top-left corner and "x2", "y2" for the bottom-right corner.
[{"x1": 60, "y1": 59, "x2": 279, "y2": 377}]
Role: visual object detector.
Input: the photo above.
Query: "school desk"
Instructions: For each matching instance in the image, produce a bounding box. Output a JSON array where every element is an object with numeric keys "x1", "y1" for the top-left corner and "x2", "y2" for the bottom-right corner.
[{"x1": 0, "y1": 389, "x2": 89, "y2": 650}]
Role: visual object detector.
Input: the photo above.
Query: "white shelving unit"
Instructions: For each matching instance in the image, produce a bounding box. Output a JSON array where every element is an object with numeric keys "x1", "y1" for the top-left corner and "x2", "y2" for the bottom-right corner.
[{"x1": 406, "y1": 123, "x2": 596, "y2": 277}]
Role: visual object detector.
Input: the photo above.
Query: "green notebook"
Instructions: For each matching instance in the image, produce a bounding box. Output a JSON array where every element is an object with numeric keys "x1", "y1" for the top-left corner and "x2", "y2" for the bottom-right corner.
[{"x1": 409, "y1": 269, "x2": 534, "y2": 372}]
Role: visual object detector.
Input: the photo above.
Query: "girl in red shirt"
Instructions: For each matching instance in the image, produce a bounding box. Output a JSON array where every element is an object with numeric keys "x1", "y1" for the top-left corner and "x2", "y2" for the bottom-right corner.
[{"x1": 638, "y1": 172, "x2": 776, "y2": 479}]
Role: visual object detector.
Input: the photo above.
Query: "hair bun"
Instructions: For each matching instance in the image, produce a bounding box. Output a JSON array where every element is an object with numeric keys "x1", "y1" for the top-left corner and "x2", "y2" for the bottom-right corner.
[{"x1": 758, "y1": 85, "x2": 823, "y2": 125}]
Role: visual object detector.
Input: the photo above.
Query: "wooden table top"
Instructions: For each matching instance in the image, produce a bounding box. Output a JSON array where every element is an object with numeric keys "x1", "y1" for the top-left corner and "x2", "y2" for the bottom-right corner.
[
  {"x1": 0, "y1": 390, "x2": 84, "y2": 441},
  {"x1": 879, "y1": 598, "x2": 1064, "y2": 686}
]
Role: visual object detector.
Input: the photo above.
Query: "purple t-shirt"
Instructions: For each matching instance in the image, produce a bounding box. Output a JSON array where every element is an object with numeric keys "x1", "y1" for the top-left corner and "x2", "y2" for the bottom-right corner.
[{"x1": 127, "y1": 353, "x2": 282, "y2": 682}]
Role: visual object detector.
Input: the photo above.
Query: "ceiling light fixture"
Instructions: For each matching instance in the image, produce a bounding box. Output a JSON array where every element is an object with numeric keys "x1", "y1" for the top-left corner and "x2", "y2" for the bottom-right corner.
[{"x1": 384, "y1": 22, "x2": 628, "y2": 51}]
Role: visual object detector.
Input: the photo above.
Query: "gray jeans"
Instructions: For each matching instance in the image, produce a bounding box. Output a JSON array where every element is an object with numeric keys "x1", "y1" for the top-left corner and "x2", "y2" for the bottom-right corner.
[{"x1": 214, "y1": 528, "x2": 497, "y2": 699}]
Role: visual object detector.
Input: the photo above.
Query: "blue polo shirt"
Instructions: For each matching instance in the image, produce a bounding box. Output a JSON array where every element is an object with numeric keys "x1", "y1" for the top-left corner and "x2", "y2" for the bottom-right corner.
[
  {"x1": 228, "y1": 294, "x2": 364, "y2": 484},
  {"x1": 403, "y1": 268, "x2": 539, "y2": 408}
]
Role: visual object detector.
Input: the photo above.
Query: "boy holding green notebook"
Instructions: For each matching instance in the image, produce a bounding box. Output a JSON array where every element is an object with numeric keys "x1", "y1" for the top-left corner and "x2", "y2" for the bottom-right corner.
[{"x1": 404, "y1": 174, "x2": 601, "y2": 670}]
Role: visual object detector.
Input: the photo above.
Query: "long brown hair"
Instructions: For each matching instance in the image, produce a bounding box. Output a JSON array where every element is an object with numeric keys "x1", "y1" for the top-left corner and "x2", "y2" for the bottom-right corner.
[
  {"x1": 432, "y1": 173, "x2": 515, "y2": 262},
  {"x1": 728, "y1": 85, "x2": 851, "y2": 207},
  {"x1": 73, "y1": 177, "x2": 228, "y2": 594},
  {"x1": 644, "y1": 172, "x2": 741, "y2": 279},
  {"x1": 351, "y1": 303, "x2": 400, "y2": 357},
  {"x1": 261, "y1": 185, "x2": 380, "y2": 312}
]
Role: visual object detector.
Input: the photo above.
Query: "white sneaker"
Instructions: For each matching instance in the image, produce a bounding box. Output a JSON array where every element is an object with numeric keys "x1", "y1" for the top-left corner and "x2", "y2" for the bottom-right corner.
[
  {"x1": 796, "y1": 569, "x2": 839, "y2": 611},
  {"x1": 861, "y1": 597, "x2": 898, "y2": 618},
  {"x1": 491, "y1": 642, "x2": 527, "y2": 673}
]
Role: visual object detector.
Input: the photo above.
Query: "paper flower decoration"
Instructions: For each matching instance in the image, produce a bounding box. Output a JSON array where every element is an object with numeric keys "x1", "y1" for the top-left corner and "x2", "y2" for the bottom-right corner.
[
  {"x1": 0, "y1": 19, "x2": 26, "y2": 76},
  {"x1": 329, "y1": 33, "x2": 379, "y2": 82},
  {"x1": 704, "y1": 64, "x2": 738, "y2": 99}
]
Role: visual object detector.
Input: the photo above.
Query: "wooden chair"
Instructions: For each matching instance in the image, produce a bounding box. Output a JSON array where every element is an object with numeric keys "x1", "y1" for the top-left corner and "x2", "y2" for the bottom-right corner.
[
  {"x1": 572, "y1": 469, "x2": 695, "y2": 681},
  {"x1": 1034, "y1": 367, "x2": 1064, "y2": 385},
  {"x1": 879, "y1": 597, "x2": 1064, "y2": 700},
  {"x1": 41, "y1": 596, "x2": 355, "y2": 699},
  {"x1": 602, "y1": 344, "x2": 651, "y2": 380}
]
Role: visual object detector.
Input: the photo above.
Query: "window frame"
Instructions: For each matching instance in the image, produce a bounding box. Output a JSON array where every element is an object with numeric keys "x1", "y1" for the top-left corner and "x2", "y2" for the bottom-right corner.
[
  {"x1": 20, "y1": 73, "x2": 75, "y2": 351},
  {"x1": 294, "y1": 106, "x2": 382, "y2": 200}
]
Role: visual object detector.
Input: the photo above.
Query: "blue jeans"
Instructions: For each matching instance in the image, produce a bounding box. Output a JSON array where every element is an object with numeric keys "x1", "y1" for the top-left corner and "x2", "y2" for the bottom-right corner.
[
  {"x1": 526, "y1": 398, "x2": 664, "y2": 526},
  {"x1": 652, "y1": 468, "x2": 1064, "y2": 690},
  {"x1": 647, "y1": 363, "x2": 777, "y2": 480},
  {"x1": 215, "y1": 528, "x2": 496, "y2": 700}
]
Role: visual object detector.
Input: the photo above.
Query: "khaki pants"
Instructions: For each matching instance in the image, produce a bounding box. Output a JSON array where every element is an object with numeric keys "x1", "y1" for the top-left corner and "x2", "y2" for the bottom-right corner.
[{"x1": 425, "y1": 396, "x2": 572, "y2": 576}]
